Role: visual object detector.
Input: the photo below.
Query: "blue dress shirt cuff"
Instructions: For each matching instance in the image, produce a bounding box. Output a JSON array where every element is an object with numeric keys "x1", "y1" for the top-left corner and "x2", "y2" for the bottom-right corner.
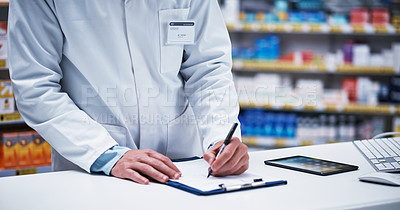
[{"x1": 90, "y1": 146, "x2": 130, "y2": 175}]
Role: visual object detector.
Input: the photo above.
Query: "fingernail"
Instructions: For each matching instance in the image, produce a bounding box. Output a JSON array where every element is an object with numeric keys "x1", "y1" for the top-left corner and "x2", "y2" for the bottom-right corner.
[
  {"x1": 174, "y1": 173, "x2": 180, "y2": 179},
  {"x1": 163, "y1": 176, "x2": 168, "y2": 181}
]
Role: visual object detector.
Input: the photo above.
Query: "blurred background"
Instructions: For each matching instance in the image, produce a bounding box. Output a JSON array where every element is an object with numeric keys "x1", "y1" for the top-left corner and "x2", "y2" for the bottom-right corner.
[
  {"x1": 0, "y1": 0, "x2": 399, "y2": 176},
  {"x1": 218, "y1": 0, "x2": 400, "y2": 149}
]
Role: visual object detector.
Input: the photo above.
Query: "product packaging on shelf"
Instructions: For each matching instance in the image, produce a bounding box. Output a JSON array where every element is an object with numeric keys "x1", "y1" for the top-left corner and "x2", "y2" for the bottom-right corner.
[
  {"x1": 1, "y1": 132, "x2": 18, "y2": 169},
  {"x1": 353, "y1": 44, "x2": 370, "y2": 66},
  {"x1": 0, "y1": 131, "x2": 52, "y2": 170},
  {"x1": 239, "y1": 108, "x2": 364, "y2": 147},
  {"x1": 322, "y1": 89, "x2": 348, "y2": 105},
  {"x1": 255, "y1": 35, "x2": 280, "y2": 60},
  {"x1": 235, "y1": 73, "x2": 292, "y2": 106},
  {"x1": 16, "y1": 132, "x2": 33, "y2": 167},
  {"x1": 0, "y1": 21, "x2": 7, "y2": 68},
  {"x1": 357, "y1": 77, "x2": 377, "y2": 105},
  {"x1": 393, "y1": 15, "x2": 400, "y2": 29},
  {"x1": 357, "y1": 117, "x2": 386, "y2": 139},
  {"x1": 393, "y1": 117, "x2": 400, "y2": 135},
  {"x1": 234, "y1": 37, "x2": 396, "y2": 71},
  {"x1": 371, "y1": 8, "x2": 389, "y2": 25},
  {"x1": 0, "y1": 80, "x2": 15, "y2": 114},
  {"x1": 350, "y1": 8, "x2": 369, "y2": 25},
  {"x1": 343, "y1": 41, "x2": 353, "y2": 64},
  {"x1": 43, "y1": 138, "x2": 52, "y2": 165},
  {"x1": 295, "y1": 79, "x2": 323, "y2": 106},
  {"x1": 329, "y1": 14, "x2": 348, "y2": 25},
  {"x1": 221, "y1": 0, "x2": 240, "y2": 24},
  {"x1": 389, "y1": 77, "x2": 400, "y2": 103},
  {"x1": 393, "y1": 43, "x2": 400, "y2": 73},
  {"x1": 31, "y1": 132, "x2": 46, "y2": 166},
  {"x1": 239, "y1": 109, "x2": 297, "y2": 139}
]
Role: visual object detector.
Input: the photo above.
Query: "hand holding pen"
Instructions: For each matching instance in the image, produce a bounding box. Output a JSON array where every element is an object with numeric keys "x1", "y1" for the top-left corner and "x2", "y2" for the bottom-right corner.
[{"x1": 203, "y1": 123, "x2": 249, "y2": 178}]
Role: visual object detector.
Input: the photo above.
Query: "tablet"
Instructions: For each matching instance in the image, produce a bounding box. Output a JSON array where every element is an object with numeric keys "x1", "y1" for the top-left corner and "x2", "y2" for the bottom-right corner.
[{"x1": 264, "y1": 155, "x2": 358, "y2": 176}]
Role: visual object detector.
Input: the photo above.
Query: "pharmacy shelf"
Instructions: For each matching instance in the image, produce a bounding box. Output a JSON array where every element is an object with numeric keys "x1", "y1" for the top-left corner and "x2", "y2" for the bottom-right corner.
[
  {"x1": 232, "y1": 60, "x2": 397, "y2": 76},
  {"x1": 0, "y1": 112, "x2": 23, "y2": 125},
  {"x1": 0, "y1": 166, "x2": 52, "y2": 177},
  {"x1": 0, "y1": 119, "x2": 25, "y2": 125},
  {"x1": 0, "y1": 1, "x2": 8, "y2": 7},
  {"x1": 242, "y1": 136, "x2": 340, "y2": 148},
  {"x1": 227, "y1": 22, "x2": 400, "y2": 35},
  {"x1": 239, "y1": 102, "x2": 400, "y2": 116},
  {"x1": 335, "y1": 65, "x2": 397, "y2": 75}
]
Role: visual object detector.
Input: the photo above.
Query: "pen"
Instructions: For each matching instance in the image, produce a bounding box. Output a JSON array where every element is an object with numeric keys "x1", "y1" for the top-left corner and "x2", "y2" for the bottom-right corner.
[{"x1": 207, "y1": 123, "x2": 239, "y2": 178}]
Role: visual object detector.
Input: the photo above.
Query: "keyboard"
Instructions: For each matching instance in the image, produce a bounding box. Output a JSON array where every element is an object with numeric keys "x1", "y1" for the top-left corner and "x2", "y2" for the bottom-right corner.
[{"x1": 353, "y1": 137, "x2": 400, "y2": 172}]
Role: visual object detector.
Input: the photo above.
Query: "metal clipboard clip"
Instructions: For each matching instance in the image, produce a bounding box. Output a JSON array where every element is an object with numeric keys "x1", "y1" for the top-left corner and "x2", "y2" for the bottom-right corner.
[{"x1": 218, "y1": 178, "x2": 265, "y2": 192}]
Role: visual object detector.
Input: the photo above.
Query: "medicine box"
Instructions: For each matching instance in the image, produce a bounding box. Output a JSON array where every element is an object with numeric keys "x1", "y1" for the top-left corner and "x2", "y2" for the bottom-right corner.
[
  {"x1": 0, "y1": 21, "x2": 7, "y2": 68},
  {"x1": 1, "y1": 132, "x2": 19, "y2": 169},
  {"x1": 1, "y1": 131, "x2": 52, "y2": 170},
  {"x1": 17, "y1": 131, "x2": 33, "y2": 167},
  {"x1": 43, "y1": 140, "x2": 52, "y2": 165},
  {"x1": 0, "y1": 80, "x2": 15, "y2": 114},
  {"x1": 31, "y1": 132, "x2": 47, "y2": 166}
]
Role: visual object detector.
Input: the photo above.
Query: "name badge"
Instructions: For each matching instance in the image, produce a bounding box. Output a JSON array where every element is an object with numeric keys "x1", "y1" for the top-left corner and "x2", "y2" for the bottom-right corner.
[{"x1": 167, "y1": 21, "x2": 195, "y2": 45}]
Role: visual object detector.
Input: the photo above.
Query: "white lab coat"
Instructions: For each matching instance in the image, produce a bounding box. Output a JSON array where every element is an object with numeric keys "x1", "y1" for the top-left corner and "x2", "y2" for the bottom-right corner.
[{"x1": 8, "y1": 0, "x2": 241, "y2": 173}]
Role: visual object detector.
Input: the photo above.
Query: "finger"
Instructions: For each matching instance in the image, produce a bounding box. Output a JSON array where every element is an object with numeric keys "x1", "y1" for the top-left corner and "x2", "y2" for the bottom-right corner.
[
  {"x1": 212, "y1": 141, "x2": 248, "y2": 176},
  {"x1": 203, "y1": 150, "x2": 216, "y2": 165},
  {"x1": 211, "y1": 140, "x2": 224, "y2": 150},
  {"x1": 215, "y1": 146, "x2": 246, "y2": 174},
  {"x1": 217, "y1": 138, "x2": 242, "y2": 162},
  {"x1": 123, "y1": 169, "x2": 150, "y2": 185},
  {"x1": 142, "y1": 157, "x2": 181, "y2": 179},
  {"x1": 211, "y1": 139, "x2": 241, "y2": 171},
  {"x1": 218, "y1": 142, "x2": 248, "y2": 173},
  {"x1": 204, "y1": 141, "x2": 224, "y2": 164},
  {"x1": 147, "y1": 151, "x2": 181, "y2": 175},
  {"x1": 133, "y1": 162, "x2": 170, "y2": 183},
  {"x1": 232, "y1": 155, "x2": 250, "y2": 175},
  {"x1": 213, "y1": 157, "x2": 248, "y2": 177},
  {"x1": 111, "y1": 164, "x2": 150, "y2": 185}
]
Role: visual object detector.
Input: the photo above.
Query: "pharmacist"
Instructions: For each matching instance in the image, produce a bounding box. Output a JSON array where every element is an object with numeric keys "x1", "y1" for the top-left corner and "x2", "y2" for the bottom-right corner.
[{"x1": 8, "y1": 0, "x2": 249, "y2": 184}]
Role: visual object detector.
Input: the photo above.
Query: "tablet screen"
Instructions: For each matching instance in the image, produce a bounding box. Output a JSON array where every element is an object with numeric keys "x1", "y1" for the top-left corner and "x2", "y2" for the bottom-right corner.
[{"x1": 264, "y1": 155, "x2": 358, "y2": 175}]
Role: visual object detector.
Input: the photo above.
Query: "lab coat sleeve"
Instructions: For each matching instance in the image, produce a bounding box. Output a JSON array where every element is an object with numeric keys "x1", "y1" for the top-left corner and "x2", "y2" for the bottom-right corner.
[
  {"x1": 8, "y1": 0, "x2": 119, "y2": 172},
  {"x1": 180, "y1": 0, "x2": 241, "y2": 152},
  {"x1": 90, "y1": 146, "x2": 130, "y2": 175}
]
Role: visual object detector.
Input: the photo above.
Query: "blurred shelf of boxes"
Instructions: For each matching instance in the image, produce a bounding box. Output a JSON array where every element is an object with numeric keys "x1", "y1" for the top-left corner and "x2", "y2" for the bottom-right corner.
[
  {"x1": 226, "y1": 22, "x2": 400, "y2": 35},
  {"x1": 233, "y1": 60, "x2": 397, "y2": 75},
  {"x1": 0, "y1": 131, "x2": 53, "y2": 177},
  {"x1": 222, "y1": 0, "x2": 400, "y2": 148},
  {"x1": 0, "y1": 1, "x2": 8, "y2": 7},
  {"x1": 239, "y1": 102, "x2": 400, "y2": 115}
]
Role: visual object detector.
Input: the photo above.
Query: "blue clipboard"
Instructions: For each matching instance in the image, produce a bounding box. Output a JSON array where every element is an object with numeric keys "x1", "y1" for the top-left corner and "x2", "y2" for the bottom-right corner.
[
  {"x1": 168, "y1": 156, "x2": 287, "y2": 195},
  {"x1": 165, "y1": 179, "x2": 287, "y2": 196}
]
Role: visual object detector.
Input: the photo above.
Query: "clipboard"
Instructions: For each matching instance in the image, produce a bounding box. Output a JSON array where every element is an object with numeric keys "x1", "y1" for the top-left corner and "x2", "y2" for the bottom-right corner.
[
  {"x1": 165, "y1": 158, "x2": 287, "y2": 196},
  {"x1": 166, "y1": 178, "x2": 287, "y2": 196}
]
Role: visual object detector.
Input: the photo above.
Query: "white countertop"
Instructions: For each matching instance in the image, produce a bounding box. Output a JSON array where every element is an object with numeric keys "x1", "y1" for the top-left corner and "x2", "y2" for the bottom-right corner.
[{"x1": 0, "y1": 142, "x2": 399, "y2": 210}]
